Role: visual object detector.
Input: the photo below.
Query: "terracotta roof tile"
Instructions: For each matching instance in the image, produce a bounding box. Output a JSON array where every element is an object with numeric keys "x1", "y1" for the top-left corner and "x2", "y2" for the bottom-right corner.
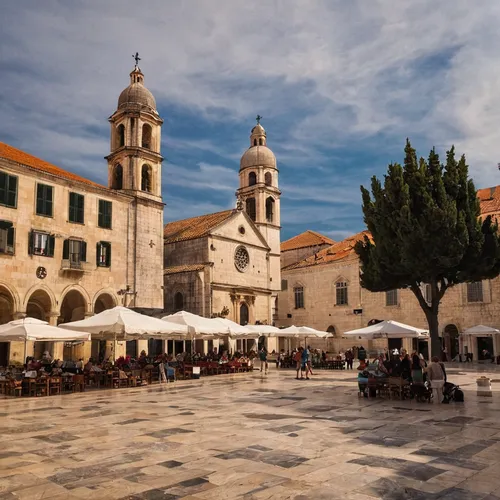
[
  {"x1": 478, "y1": 185, "x2": 500, "y2": 218},
  {"x1": 164, "y1": 210, "x2": 235, "y2": 243},
  {"x1": 164, "y1": 264, "x2": 206, "y2": 275},
  {"x1": 283, "y1": 230, "x2": 371, "y2": 271},
  {"x1": 280, "y1": 230, "x2": 335, "y2": 252},
  {"x1": 0, "y1": 141, "x2": 104, "y2": 188}
]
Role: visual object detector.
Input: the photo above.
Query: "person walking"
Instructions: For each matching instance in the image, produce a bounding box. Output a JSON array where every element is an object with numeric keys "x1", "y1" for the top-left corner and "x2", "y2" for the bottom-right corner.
[
  {"x1": 428, "y1": 356, "x2": 446, "y2": 403},
  {"x1": 301, "y1": 345, "x2": 310, "y2": 380},
  {"x1": 345, "y1": 349, "x2": 354, "y2": 370},
  {"x1": 294, "y1": 347, "x2": 303, "y2": 379},
  {"x1": 259, "y1": 346, "x2": 268, "y2": 374},
  {"x1": 358, "y1": 345, "x2": 367, "y2": 362},
  {"x1": 305, "y1": 345, "x2": 314, "y2": 378}
]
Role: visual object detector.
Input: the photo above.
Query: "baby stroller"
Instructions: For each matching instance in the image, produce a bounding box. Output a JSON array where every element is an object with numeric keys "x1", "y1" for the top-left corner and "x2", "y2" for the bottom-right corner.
[
  {"x1": 443, "y1": 382, "x2": 464, "y2": 403},
  {"x1": 411, "y1": 381, "x2": 433, "y2": 403}
]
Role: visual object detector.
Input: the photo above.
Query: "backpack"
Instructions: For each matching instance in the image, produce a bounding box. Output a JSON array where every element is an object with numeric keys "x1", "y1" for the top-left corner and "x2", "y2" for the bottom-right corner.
[
  {"x1": 453, "y1": 388, "x2": 464, "y2": 402},
  {"x1": 293, "y1": 351, "x2": 301, "y2": 362}
]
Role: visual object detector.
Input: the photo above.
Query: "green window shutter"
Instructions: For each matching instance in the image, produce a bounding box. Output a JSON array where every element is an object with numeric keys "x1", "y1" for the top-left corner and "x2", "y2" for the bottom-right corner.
[
  {"x1": 106, "y1": 242, "x2": 111, "y2": 267},
  {"x1": 0, "y1": 172, "x2": 6, "y2": 205},
  {"x1": 28, "y1": 230, "x2": 34, "y2": 255},
  {"x1": 96, "y1": 242, "x2": 100, "y2": 266},
  {"x1": 7, "y1": 227, "x2": 14, "y2": 251},
  {"x1": 45, "y1": 185, "x2": 53, "y2": 216},
  {"x1": 80, "y1": 241, "x2": 87, "y2": 262},
  {"x1": 78, "y1": 194, "x2": 84, "y2": 223},
  {"x1": 106, "y1": 201, "x2": 112, "y2": 228},
  {"x1": 8, "y1": 175, "x2": 17, "y2": 208},
  {"x1": 69, "y1": 193, "x2": 75, "y2": 221},
  {"x1": 63, "y1": 239, "x2": 69, "y2": 259},
  {"x1": 36, "y1": 184, "x2": 44, "y2": 215},
  {"x1": 47, "y1": 235, "x2": 55, "y2": 257},
  {"x1": 98, "y1": 200, "x2": 104, "y2": 227}
]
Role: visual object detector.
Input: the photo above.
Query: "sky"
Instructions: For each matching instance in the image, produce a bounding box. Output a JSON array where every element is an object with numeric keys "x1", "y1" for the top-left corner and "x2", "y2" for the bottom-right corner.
[{"x1": 1, "y1": 1, "x2": 500, "y2": 242}]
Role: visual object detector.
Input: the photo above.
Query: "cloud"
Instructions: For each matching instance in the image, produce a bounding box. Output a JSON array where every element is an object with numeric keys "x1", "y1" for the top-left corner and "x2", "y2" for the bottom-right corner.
[{"x1": 1, "y1": 1, "x2": 500, "y2": 239}]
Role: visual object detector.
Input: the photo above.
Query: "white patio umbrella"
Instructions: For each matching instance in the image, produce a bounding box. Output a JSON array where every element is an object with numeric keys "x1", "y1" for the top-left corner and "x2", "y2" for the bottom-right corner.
[
  {"x1": 161, "y1": 311, "x2": 224, "y2": 337},
  {"x1": 277, "y1": 325, "x2": 331, "y2": 339},
  {"x1": 0, "y1": 317, "x2": 91, "y2": 361},
  {"x1": 461, "y1": 325, "x2": 500, "y2": 336},
  {"x1": 344, "y1": 320, "x2": 428, "y2": 339},
  {"x1": 214, "y1": 318, "x2": 260, "y2": 339},
  {"x1": 245, "y1": 324, "x2": 281, "y2": 335}
]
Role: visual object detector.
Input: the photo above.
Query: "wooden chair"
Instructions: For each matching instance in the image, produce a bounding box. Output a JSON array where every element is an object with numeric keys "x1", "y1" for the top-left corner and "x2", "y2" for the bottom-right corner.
[
  {"x1": 8, "y1": 380, "x2": 22, "y2": 397},
  {"x1": 49, "y1": 377, "x2": 62, "y2": 396},
  {"x1": 36, "y1": 378, "x2": 49, "y2": 397},
  {"x1": 388, "y1": 377, "x2": 410, "y2": 400},
  {"x1": 62, "y1": 376, "x2": 74, "y2": 392},
  {"x1": 73, "y1": 374, "x2": 85, "y2": 392}
]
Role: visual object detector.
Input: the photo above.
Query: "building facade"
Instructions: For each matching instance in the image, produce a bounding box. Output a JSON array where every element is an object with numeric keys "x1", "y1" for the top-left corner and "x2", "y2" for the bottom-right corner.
[
  {"x1": 0, "y1": 63, "x2": 164, "y2": 365},
  {"x1": 163, "y1": 121, "x2": 281, "y2": 353}
]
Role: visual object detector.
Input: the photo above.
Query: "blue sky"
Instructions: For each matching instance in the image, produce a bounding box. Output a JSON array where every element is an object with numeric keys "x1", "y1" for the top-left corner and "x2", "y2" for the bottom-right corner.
[{"x1": 1, "y1": 1, "x2": 500, "y2": 242}]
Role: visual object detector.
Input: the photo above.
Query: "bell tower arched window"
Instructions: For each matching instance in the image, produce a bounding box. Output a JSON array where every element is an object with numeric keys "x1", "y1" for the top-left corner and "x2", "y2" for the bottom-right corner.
[
  {"x1": 112, "y1": 165, "x2": 123, "y2": 190},
  {"x1": 248, "y1": 172, "x2": 257, "y2": 186},
  {"x1": 141, "y1": 165, "x2": 152, "y2": 192},
  {"x1": 246, "y1": 198, "x2": 256, "y2": 221},
  {"x1": 265, "y1": 172, "x2": 272, "y2": 186},
  {"x1": 266, "y1": 197, "x2": 274, "y2": 223},
  {"x1": 142, "y1": 123, "x2": 152, "y2": 149},
  {"x1": 253, "y1": 139, "x2": 257, "y2": 146},
  {"x1": 117, "y1": 124, "x2": 125, "y2": 148},
  {"x1": 259, "y1": 138, "x2": 263, "y2": 145}
]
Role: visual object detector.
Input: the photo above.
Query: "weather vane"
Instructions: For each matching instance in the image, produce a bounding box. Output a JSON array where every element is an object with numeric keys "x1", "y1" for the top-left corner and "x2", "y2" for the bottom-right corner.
[
  {"x1": 256, "y1": 114, "x2": 262, "y2": 124},
  {"x1": 132, "y1": 52, "x2": 141, "y2": 66}
]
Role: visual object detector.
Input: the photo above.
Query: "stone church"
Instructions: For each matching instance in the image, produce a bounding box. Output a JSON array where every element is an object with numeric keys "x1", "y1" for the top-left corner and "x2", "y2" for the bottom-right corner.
[{"x1": 163, "y1": 121, "x2": 282, "y2": 345}]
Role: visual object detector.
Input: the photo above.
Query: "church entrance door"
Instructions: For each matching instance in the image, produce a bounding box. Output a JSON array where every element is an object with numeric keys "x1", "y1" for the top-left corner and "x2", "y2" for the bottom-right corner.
[{"x1": 240, "y1": 303, "x2": 249, "y2": 326}]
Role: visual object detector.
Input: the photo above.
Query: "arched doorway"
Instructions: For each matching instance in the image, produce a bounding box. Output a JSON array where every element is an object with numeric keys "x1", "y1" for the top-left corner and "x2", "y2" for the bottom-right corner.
[
  {"x1": 240, "y1": 303, "x2": 249, "y2": 326},
  {"x1": 0, "y1": 285, "x2": 15, "y2": 366},
  {"x1": 26, "y1": 289, "x2": 54, "y2": 360},
  {"x1": 443, "y1": 324, "x2": 459, "y2": 359},
  {"x1": 60, "y1": 290, "x2": 87, "y2": 361},
  {"x1": 327, "y1": 325, "x2": 336, "y2": 336},
  {"x1": 93, "y1": 293, "x2": 116, "y2": 361}
]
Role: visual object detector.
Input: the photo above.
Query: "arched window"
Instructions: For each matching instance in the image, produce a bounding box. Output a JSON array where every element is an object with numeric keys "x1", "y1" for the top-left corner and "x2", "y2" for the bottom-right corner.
[
  {"x1": 174, "y1": 292, "x2": 184, "y2": 312},
  {"x1": 246, "y1": 198, "x2": 256, "y2": 221},
  {"x1": 253, "y1": 139, "x2": 257, "y2": 146},
  {"x1": 112, "y1": 165, "x2": 123, "y2": 190},
  {"x1": 142, "y1": 124, "x2": 152, "y2": 149},
  {"x1": 248, "y1": 172, "x2": 257, "y2": 186},
  {"x1": 117, "y1": 124, "x2": 125, "y2": 148},
  {"x1": 265, "y1": 172, "x2": 272, "y2": 186},
  {"x1": 294, "y1": 286, "x2": 304, "y2": 309},
  {"x1": 259, "y1": 138, "x2": 263, "y2": 145},
  {"x1": 336, "y1": 280, "x2": 348, "y2": 305},
  {"x1": 141, "y1": 165, "x2": 152, "y2": 192},
  {"x1": 240, "y1": 303, "x2": 249, "y2": 326},
  {"x1": 327, "y1": 325, "x2": 336, "y2": 337},
  {"x1": 266, "y1": 197, "x2": 274, "y2": 223}
]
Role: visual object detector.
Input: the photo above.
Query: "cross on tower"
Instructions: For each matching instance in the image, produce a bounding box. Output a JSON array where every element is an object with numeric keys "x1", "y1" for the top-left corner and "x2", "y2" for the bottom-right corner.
[
  {"x1": 256, "y1": 115, "x2": 262, "y2": 124},
  {"x1": 132, "y1": 52, "x2": 141, "y2": 66}
]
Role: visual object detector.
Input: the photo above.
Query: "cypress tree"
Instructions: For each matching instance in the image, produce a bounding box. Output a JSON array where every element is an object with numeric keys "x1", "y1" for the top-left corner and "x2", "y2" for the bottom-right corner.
[{"x1": 355, "y1": 140, "x2": 500, "y2": 357}]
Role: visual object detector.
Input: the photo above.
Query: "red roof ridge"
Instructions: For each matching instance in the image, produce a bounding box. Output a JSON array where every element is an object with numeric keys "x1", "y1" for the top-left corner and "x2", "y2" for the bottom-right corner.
[
  {"x1": 281, "y1": 229, "x2": 335, "y2": 252},
  {"x1": 0, "y1": 141, "x2": 105, "y2": 189}
]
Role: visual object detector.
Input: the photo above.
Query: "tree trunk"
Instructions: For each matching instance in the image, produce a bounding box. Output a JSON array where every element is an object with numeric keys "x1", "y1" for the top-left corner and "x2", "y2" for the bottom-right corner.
[{"x1": 424, "y1": 309, "x2": 441, "y2": 359}]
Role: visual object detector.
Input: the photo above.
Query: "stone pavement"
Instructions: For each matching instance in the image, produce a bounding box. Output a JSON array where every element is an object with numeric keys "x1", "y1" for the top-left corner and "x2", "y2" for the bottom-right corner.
[{"x1": 1, "y1": 366, "x2": 500, "y2": 499}]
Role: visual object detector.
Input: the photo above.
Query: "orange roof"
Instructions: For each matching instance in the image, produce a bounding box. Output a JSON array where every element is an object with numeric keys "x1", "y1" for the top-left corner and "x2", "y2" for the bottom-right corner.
[
  {"x1": 0, "y1": 141, "x2": 104, "y2": 188},
  {"x1": 164, "y1": 210, "x2": 234, "y2": 243},
  {"x1": 478, "y1": 185, "x2": 500, "y2": 218},
  {"x1": 164, "y1": 264, "x2": 206, "y2": 275},
  {"x1": 283, "y1": 231, "x2": 371, "y2": 271},
  {"x1": 281, "y1": 230, "x2": 335, "y2": 252}
]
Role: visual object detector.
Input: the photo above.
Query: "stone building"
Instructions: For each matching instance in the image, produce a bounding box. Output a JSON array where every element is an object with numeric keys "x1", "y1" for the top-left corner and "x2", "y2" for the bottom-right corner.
[
  {"x1": 0, "y1": 62, "x2": 164, "y2": 365},
  {"x1": 276, "y1": 187, "x2": 500, "y2": 360},
  {"x1": 163, "y1": 121, "x2": 281, "y2": 353}
]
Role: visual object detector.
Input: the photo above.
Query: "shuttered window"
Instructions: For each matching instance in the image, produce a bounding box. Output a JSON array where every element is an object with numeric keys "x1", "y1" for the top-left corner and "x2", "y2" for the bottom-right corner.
[
  {"x1": 28, "y1": 231, "x2": 55, "y2": 257},
  {"x1": 69, "y1": 192, "x2": 85, "y2": 223},
  {"x1": 96, "y1": 241, "x2": 111, "y2": 267},
  {"x1": 98, "y1": 199, "x2": 112, "y2": 229},
  {"x1": 36, "y1": 183, "x2": 53, "y2": 217},
  {"x1": 0, "y1": 172, "x2": 18, "y2": 208}
]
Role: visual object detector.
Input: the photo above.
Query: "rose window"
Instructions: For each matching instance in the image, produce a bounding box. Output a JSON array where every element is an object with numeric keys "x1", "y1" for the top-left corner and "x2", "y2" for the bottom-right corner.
[{"x1": 234, "y1": 246, "x2": 250, "y2": 272}]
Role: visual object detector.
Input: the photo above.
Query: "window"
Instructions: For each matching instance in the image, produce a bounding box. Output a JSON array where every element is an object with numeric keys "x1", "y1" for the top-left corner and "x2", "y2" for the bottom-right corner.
[
  {"x1": 98, "y1": 200, "x2": 112, "y2": 229},
  {"x1": 142, "y1": 124, "x2": 152, "y2": 149},
  {"x1": 259, "y1": 138, "x2": 263, "y2": 145},
  {"x1": 0, "y1": 220, "x2": 14, "y2": 255},
  {"x1": 36, "y1": 183, "x2": 53, "y2": 217},
  {"x1": 246, "y1": 198, "x2": 256, "y2": 221},
  {"x1": 386, "y1": 289, "x2": 398, "y2": 306},
  {"x1": 266, "y1": 197, "x2": 274, "y2": 223},
  {"x1": 234, "y1": 246, "x2": 250, "y2": 272},
  {"x1": 141, "y1": 165, "x2": 152, "y2": 192},
  {"x1": 294, "y1": 286, "x2": 304, "y2": 309},
  {"x1": 69, "y1": 192, "x2": 85, "y2": 224},
  {"x1": 96, "y1": 241, "x2": 111, "y2": 267},
  {"x1": 265, "y1": 172, "x2": 272, "y2": 186},
  {"x1": 112, "y1": 165, "x2": 123, "y2": 190},
  {"x1": 281, "y1": 279, "x2": 288, "y2": 291},
  {"x1": 248, "y1": 172, "x2": 257, "y2": 186},
  {"x1": 336, "y1": 281, "x2": 348, "y2": 305},
  {"x1": 63, "y1": 239, "x2": 86, "y2": 268},
  {"x1": 423, "y1": 283, "x2": 432, "y2": 305},
  {"x1": 467, "y1": 281, "x2": 483, "y2": 303},
  {"x1": 117, "y1": 124, "x2": 125, "y2": 148},
  {"x1": 174, "y1": 292, "x2": 184, "y2": 312},
  {"x1": 253, "y1": 139, "x2": 257, "y2": 146},
  {"x1": 29, "y1": 231, "x2": 55, "y2": 257},
  {"x1": 0, "y1": 171, "x2": 18, "y2": 208}
]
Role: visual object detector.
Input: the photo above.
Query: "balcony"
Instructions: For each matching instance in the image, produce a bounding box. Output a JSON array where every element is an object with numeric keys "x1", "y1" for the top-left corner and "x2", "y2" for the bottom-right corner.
[{"x1": 61, "y1": 259, "x2": 89, "y2": 272}]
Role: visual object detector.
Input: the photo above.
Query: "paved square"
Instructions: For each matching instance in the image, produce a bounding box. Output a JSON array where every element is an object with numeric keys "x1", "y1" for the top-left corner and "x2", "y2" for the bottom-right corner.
[{"x1": 1, "y1": 367, "x2": 500, "y2": 499}]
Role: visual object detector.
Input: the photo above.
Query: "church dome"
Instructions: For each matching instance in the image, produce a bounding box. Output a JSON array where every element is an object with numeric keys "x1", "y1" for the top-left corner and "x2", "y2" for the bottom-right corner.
[
  {"x1": 117, "y1": 66, "x2": 157, "y2": 112},
  {"x1": 240, "y1": 145, "x2": 276, "y2": 170}
]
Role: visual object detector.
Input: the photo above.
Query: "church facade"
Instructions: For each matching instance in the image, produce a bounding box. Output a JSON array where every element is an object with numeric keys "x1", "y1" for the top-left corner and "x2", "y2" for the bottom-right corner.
[
  {"x1": 0, "y1": 63, "x2": 164, "y2": 365},
  {"x1": 163, "y1": 121, "x2": 281, "y2": 352}
]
